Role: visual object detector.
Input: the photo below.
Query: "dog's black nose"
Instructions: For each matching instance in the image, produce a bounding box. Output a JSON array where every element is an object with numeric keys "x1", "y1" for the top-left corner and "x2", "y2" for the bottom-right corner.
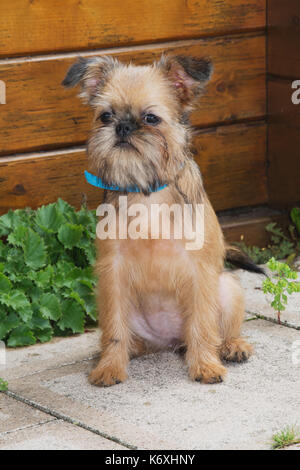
[{"x1": 116, "y1": 121, "x2": 136, "y2": 138}]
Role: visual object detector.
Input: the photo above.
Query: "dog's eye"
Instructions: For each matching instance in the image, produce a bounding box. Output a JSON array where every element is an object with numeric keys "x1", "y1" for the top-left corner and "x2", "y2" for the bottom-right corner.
[
  {"x1": 143, "y1": 113, "x2": 161, "y2": 125},
  {"x1": 98, "y1": 112, "x2": 113, "y2": 124}
]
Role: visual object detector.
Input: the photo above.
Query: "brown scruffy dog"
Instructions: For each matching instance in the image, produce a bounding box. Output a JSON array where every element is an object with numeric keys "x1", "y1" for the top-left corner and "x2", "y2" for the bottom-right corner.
[{"x1": 63, "y1": 55, "x2": 262, "y2": 386}]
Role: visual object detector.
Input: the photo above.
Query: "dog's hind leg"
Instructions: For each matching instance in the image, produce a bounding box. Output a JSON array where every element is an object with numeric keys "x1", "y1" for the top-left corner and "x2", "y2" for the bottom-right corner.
[
  {"x1": 218, "y1": 272, "x2": 253, "y2": 363},
  {"x1": 129, "y1": 337, "x2": 153, "y2": 358}
]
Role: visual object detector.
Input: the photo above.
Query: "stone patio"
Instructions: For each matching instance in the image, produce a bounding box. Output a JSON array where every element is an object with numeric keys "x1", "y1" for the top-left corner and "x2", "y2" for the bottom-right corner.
[{"x1": 0, "y1": 269, "x2": 299, "y2": 450}]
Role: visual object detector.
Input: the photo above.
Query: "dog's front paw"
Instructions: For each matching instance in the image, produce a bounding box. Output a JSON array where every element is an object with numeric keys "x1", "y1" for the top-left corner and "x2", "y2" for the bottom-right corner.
[
  {"x1": 221, "y1": 338, "x2": 253, "y2": 363},
  {"x1": 189, "y1": 361, "x2": 227, "y2": 384},
  {"x1": 89, "y1": 362, "x2": 127, "y2": 387}
]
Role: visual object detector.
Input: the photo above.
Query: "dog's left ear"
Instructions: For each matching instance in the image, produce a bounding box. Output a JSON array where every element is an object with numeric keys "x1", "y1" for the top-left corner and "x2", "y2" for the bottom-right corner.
[{"x1": 158, "y1": 55, "x2": 213, "y2": 110}]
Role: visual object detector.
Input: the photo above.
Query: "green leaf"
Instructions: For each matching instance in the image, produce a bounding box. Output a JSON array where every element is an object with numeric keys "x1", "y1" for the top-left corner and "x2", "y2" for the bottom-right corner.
[
  {"x1": 0, "y1": 273, "x2": 12, "y2": 292},
  {"x1": 0, "y1": 209, "x2": 34, "y2": 237},
  {"x1": 58, "y1": 300, "x2": 85, "y2": 333},
  {"x1": 71, "y1": 281, "x2": 97, "y2": 320},
  {"x1": 82, "y1": 293, "x2": 97, "y2": 321},
  {"x1": 53, "y1": 261, "x2": 76, "y2": 288},
  {"x1": 28, "y1": 266, "x2": 54, "y2": 288},
  {"x1": 4, "y1": 246, "x2": 29, "y2": 282},
  {"x1": 7, "y1": 325, "x2": 36, "y2": 347},
  {"x1": 26, "y1": 284, "x2": 43, "y2": 304},
  {"x1": 35, "y1": 204, "x2": 64, "y2": 233},
  {"x1": 58, "y1": 224, "x2": 83, "y2": 249},
  {"x1": 56, "y1": 199, "x2": 78, "y2": 224},
  {"x1": 34, "y1": 328, "x2": 53, "y2": 343},
  {"x1": 0, "y1": 241, "x2": 8, "y2": 263},
  {"x1": 0, "y1": 312, "x2": 20, "y2": 340},
  {"x1": 0, "y1": 211, "x2": 14, "y2": 236},
  {"x1": 7, "y1": 225, "x2": 27, "y2": 247},
  {"x1": 42, "y1": 233, "x2": 64, "y2": 264},
  {"x1": 29, "y1": 309, "x2": 51, "y2": 329},
  {"x1": 0, "y1": 291, "x2": 33, "y2": 323},
  {"x1": 266, "y1": 223, "x2": 289, "y2": 241},
  {"x1": 23, "y1": 228, "x2": 47, "y2": 270},
  {"x1": 0, "y1": 378, "x2": 8, "y2": 392},
  {"x1": 40, "y1": 293, "x2": 61, "y2": 321},
  {"x1": 65, "y1": 267, "x2": 85, "y2": 286},
  {"x1": 77, "y1": 207, "x2": 97, "y2": 234},
  {"x1": 77, "y1": 236, "x2": 96, "y2": 264},
  {"x1": 66, "y1": 290, "x2": 86, "y2": 309}
]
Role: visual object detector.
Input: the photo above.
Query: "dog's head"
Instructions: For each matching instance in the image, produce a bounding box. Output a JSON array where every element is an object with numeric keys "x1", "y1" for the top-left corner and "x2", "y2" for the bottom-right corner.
[{"x1": 63, "y1": 55, "x2": 212, "y2": 194}]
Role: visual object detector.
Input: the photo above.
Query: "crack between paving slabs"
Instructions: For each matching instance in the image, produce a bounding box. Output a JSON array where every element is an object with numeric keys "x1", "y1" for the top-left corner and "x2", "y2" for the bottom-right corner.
[
  {"x1": 3, "y1": 390, "x2": 137, "y2": 450},
  {"x1": 0, "y1": 418, "x2": 58, "y2": 437},
  {"x1": 246, "y1": 311, "x2": 300, "y2": 331}
]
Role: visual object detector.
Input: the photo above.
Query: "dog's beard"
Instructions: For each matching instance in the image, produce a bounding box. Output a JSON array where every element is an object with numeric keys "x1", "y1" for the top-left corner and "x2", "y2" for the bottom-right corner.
[{"x1": 87, "y1": 126, "x2": 169, "y2": 194}]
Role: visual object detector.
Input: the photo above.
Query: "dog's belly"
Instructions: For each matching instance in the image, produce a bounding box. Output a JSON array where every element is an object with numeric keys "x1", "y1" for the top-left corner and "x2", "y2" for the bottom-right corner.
[{"x1": 130, "y1": 294, "x2": 183, "y2": 349}]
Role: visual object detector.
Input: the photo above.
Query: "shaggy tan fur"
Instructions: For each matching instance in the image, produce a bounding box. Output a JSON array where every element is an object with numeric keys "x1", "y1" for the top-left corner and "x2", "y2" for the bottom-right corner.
[{"x1": 63, "y1": 55, "x2": 253, "y2": 386}]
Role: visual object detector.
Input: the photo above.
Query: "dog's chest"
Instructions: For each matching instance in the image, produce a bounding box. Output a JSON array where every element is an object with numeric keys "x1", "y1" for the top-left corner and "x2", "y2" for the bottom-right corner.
[
  {"x1": 130, "y1": 294, "x2": 183, "y2": 348},
  {"x1": 121, "y1": 238, "x2": 189, "y2": 348}
]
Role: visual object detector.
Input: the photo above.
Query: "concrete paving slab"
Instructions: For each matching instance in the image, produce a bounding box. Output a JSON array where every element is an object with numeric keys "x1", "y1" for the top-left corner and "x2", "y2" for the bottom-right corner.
[
  {"x1": 1, "y1": 329, "x2": 100, "y2": 381},
  {"x1": 235, "y1": 270, "x2": 300, "y2": 328},
  {"x1": 0, "y1": 394, "x2": 54, "y2": 433},
  {"x1": 0, "y1": 419, "x2": 126, "y2": 450},
  {"x1": 6, "y1": 320, "x2": 300, "y2": 450},
  {"x1": 7, "y1": 365, "x2": 176, "y2": 450}
]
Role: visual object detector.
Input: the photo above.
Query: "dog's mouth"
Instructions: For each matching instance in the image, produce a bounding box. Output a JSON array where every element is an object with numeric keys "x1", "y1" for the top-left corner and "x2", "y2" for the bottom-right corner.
[
  {"x1": 114, "y1": 140, "x2": 141, "y2": 154},
  {"x1": 114, "y1": 141, "x2": 133, "y2": 149}
]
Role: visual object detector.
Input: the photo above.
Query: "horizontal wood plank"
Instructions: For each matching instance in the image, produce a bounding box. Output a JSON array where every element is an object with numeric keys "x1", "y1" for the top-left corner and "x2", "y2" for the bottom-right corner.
[
  {"x1": 0, "y1": 34, "x2": 266, "y2": 156},
  {"x1": 0, "y1": 0, "x2": 266, "y2": 57},
  {"x1": 0, "y1": 122, "x2": 267, "y2": 214}
]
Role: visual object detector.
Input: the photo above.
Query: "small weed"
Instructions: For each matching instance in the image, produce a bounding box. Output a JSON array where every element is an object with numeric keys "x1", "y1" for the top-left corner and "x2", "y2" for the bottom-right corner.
[
  {"x1": 263, "y1": 258, "x2": 300, "y2": 323},
  {"x1": 236, "y1": 208, "x2": 300, "y2": 267},
  {"x1": 0, "y1": 377, "x2": 8, "y2": 392},
  {"x1": 272, "y1": 426, "x2": 300, "y2": 449}
]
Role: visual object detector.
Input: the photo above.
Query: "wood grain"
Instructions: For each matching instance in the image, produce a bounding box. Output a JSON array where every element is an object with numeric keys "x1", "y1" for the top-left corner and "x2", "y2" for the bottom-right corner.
[
  {"x1": 268, "y1": 79, "x2": 300, "y2": 206},
  {"x1": 194, "y1": 121, "x2": 267, "y2": 210},
  {"x1": 268, "y1": 0, "x2": 300, "y2": 78},
  {"x1": 0, "y1": 34, "x2": 266, "y2": 156},
  {"x1": 0, "y1": 0, "x2": 266, "y2": 57},
  {"x1": 0, "y1": 121, "x2": 267, "y2": 214}
]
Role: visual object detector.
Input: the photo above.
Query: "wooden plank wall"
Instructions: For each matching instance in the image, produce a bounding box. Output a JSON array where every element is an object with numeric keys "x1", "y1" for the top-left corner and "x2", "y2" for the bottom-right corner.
[
  {"x1": 0, "y1": 0, "x2": 268, "y2": 244},
  {"x1": 268, "y1": 0, "x2": 300, "y2": 207}
]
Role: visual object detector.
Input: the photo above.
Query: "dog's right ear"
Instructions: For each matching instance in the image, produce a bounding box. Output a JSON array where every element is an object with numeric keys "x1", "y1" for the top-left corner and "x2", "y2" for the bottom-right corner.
[{"x1": 62, "y1": 56, "x2": 117, "y2": 104}]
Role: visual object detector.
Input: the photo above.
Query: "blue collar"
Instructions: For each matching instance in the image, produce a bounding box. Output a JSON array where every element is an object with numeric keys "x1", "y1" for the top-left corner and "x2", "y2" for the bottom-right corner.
[{"x1": 84, "y1": 170, "x2": 168, "y2": 193}]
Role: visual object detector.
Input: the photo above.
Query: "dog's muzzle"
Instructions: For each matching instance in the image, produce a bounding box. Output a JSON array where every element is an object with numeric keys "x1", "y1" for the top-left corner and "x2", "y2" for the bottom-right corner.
[{"x1": 115, "y1": 120, "x2": 138, "y2": 138}]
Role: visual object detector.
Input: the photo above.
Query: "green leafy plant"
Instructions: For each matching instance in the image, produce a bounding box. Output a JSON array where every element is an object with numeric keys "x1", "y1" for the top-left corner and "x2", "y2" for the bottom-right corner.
[
  {"x1": 262, "y1": 258, "x2": 300, "y2": 324},
  {"x1": 235, "y1": 208, "x2": 300, "y2": 266},
  {"x1": 0, "y1": 377, "x2": 8, "y2": 392},
  {"x1": 272, "y1": 426, "x2": 300, "y2": 450},
  {"x1": 0, "y1": 199, "x2": 98, "y2": 347},
  {"x1": 265, "y1": 222, "x2": 296, "y2": 260},
  {"x1": 234, "y1": 242, "x2": 271, "y2": 265}
]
